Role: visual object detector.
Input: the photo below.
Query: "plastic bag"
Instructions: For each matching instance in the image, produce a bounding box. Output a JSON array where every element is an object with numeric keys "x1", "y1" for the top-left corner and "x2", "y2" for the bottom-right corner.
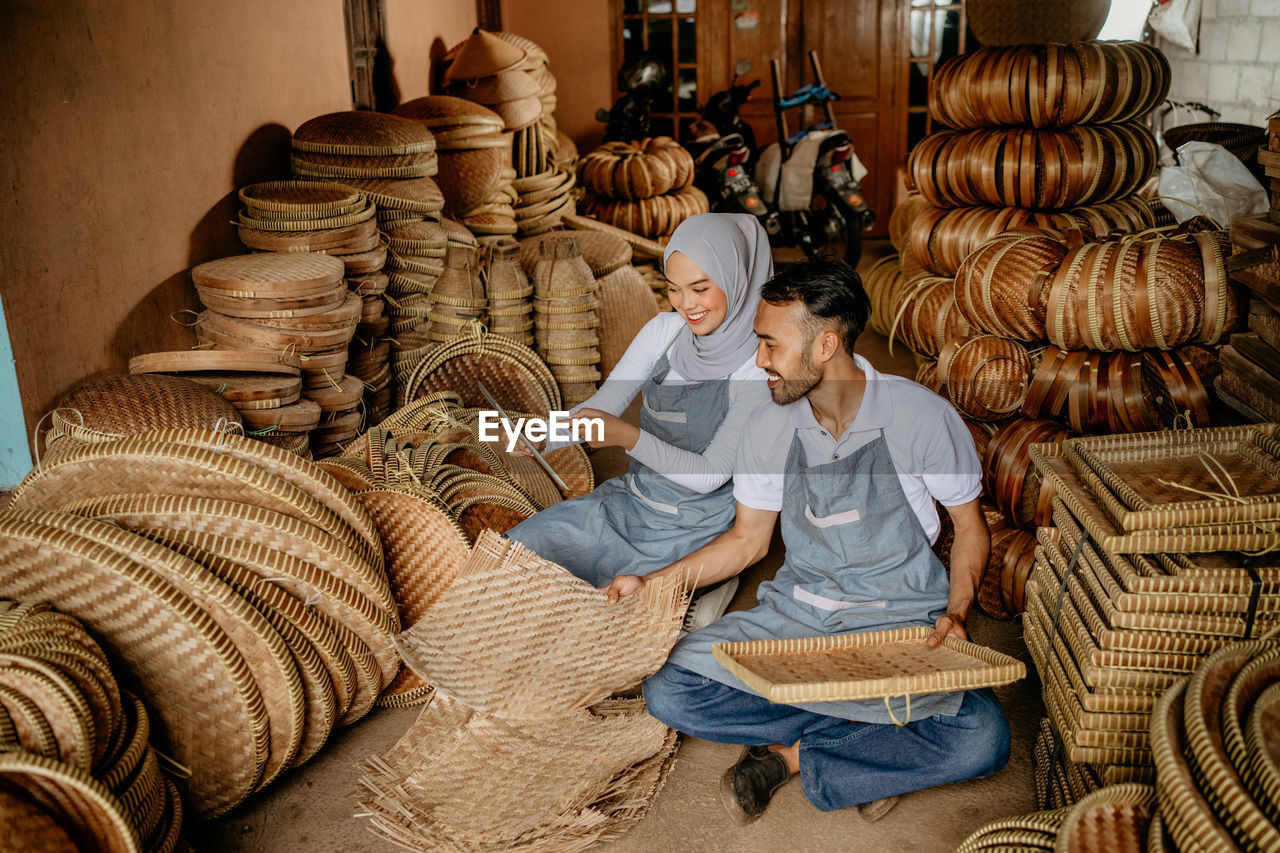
[
  {"x1": 1148, "y1": 0, "x2": 1201, "y2": 53},
  {"x1": 1158, "y1": 140, "x2": 1267, "y2": 225}
]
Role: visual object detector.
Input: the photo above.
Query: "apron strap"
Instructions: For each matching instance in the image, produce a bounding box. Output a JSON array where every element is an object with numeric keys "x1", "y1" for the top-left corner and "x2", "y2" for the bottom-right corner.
[{"x1": 884, "y1": 693, "x2": 912, "y2": 727}]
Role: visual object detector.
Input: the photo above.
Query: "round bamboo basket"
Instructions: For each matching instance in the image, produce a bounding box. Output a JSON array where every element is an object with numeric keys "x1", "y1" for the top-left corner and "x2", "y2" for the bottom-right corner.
[
  {"x1": 937, "y1": 334, "x2": 1033, "y2": 421},
  {"x1": 930, "y1": 41, "x2": 1170, "y2": 129},
  {"x1": 1020, "y1": 347, "x2": 1167, "y2": 435},
  {"x1": 908, "y1": 124, "x2": 1157, "y2": 210},
  {"x1": 966, "y1": 0, "x2": 1109, "y2": 46},
  {"x1": 953, "y1": 231, "x2": 1067, "y2": 342},
  {"x1": 863, "y1": 254, "x2": 908, "y2": 341}
]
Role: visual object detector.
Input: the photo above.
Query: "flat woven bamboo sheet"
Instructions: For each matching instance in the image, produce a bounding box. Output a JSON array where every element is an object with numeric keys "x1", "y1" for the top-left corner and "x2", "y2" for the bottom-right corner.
[
  {"x1": 356, "y1": 693, "x2": 678, "y2": 852},
  {"x1": 711, "y1": 626, "x2": 1026, "y2": 706},
  {"x1": 395, "y1": 531, "x2": 689, "y2": 718}
]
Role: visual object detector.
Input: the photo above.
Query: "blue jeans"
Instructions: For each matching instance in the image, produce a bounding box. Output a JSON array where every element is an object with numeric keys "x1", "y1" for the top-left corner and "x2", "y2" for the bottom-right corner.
[{"x1": 642, "y1": 663, "x2": 1011, "y2": 812}]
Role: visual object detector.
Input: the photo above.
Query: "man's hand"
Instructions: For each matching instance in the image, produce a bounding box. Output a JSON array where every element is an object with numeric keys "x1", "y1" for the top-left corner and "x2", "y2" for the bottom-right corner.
[
  {"x1": 928, "y1": 612, "x2": 968, "y2": 647},
  {"x1": 604, "y1": 574, "x2": 646, "y2": 603}
]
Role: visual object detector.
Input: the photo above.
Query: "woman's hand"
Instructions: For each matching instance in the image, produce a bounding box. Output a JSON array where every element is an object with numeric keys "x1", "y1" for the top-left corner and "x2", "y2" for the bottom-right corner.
[
  {"x1": 604, "y1": 574, "x2": 646, "y2": 603},
  {"x1": 575, "y1": 408, "x2": 641, "y2": 451}
]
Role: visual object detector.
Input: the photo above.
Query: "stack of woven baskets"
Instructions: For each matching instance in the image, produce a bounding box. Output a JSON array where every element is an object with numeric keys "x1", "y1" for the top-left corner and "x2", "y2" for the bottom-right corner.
[
  {"x1": 531, "y1": 236, "x2": 602, "y2": 406},
  {"x1": 0, "y1": 430, "x2": 398, "y2": 818},
  {"x1": 483, "y1": 240, "x2": 534, "y2": 346},
  {"x1": 344, "y1": 245, "x2": 394, "y2": 425},
  {"x1": 443, "y1": 28, "x2": 542, "y2": 135},
  {"x1": 1222, "y1": 213, "x2": 1280, "y2": 421},
  {"x1": 1020, "y1": 425, "x2": 1279, "y2": 797},
  {"x1": 0, "y1": 600, "x2": 187, "y2": 853},
  {"x1": 392, "y1": 96, "x2": 518, "y2": 245},
  {"x1": 520, "y1": 229, "x2": 659, "y2": 379},
  {"x1": 357, "y1": 530, "x2": 685, "y2": 850},
  {"x1": 578, "y1": 137, "x2": 709, "y2": 239},
  {"x1": 190, "y1": 252, "x2": 371, "y2": 456}
]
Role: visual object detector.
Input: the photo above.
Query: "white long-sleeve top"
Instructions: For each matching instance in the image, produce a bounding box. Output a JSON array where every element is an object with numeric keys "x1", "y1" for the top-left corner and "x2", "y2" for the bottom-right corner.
[{"x1": 547, "y1": 312, "x2": 771, "y2": 494}]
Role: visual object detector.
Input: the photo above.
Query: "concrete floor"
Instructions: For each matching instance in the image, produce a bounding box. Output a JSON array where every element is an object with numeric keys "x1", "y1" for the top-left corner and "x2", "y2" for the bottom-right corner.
[{"x1": 194, "y1": 242, "x2": 1046, "y2": 852}]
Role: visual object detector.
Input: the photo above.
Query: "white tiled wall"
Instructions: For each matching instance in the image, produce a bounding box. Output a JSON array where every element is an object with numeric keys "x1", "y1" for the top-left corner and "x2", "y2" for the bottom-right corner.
[{"x1": 1160, "y1": 0, "x2": 1280, "y2": 128}]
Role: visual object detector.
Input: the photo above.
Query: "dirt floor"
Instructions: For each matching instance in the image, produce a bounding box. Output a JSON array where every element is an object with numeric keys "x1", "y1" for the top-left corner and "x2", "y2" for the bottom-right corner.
[{"x1": 194, "y1": 241, "x2": 1046, "y2": 852}]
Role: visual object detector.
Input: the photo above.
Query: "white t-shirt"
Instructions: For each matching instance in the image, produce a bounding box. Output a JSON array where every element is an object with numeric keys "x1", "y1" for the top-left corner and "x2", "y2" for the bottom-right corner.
[
  {"x1": 548, "y1": 312, "x2": 771, "y2": 494},
  {"x1": 733, "y1": 354, "x2": 982, "y2": 542}
]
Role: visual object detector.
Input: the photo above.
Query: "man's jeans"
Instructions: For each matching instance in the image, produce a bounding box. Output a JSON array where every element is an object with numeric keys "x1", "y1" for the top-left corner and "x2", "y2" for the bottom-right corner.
[{"x1": 643, "y1": 663, "x2": 1011, "y2": 812}]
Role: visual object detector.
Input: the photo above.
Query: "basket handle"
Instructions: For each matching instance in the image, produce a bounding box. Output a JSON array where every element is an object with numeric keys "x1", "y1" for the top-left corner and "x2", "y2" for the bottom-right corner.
[{"x1": 884, "y1": 693, "x2": 912, "y2": 727}]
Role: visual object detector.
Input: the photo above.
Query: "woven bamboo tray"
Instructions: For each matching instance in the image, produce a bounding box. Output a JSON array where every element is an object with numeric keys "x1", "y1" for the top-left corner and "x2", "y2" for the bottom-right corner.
[
  {"x1": 711, "y1": 626, "x2": 1025, "y2": 706},
  {"x1": 1030, "y1": 443, "x2": 1280, "y2": 553},
  {"x1": 1061, "y1": 425, "x2": 1280, "y2": 531},
  {"x1": 191, "y1": 252, "x2": 344, "y2": 294},
  {"x1": 129, "y1": 349, "x2": 302, "y2": 376}
]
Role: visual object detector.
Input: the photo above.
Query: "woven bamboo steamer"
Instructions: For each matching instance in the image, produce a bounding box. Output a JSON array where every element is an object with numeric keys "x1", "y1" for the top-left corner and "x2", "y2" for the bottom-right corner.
[
  {"x1": 938, "y1": 334, "x2": 1034, "y2": 421},
  {"x1": 147, "y1": 529, "x2": 382, "y2": 726},
  {"x1": 193, "y1": 252, "x2": 345, "y2": 295},
  {"x1": 908, "y1": 124, "x2": 1157, "y2": 210},
  {"x1": 519, "y1": 230, "x2": 631, "y2": 279},
  {"x1": 44, "y1": 374, "x2": 244, "y2": 454},
  {"x1": 5, "y1": 510, "x2": 307, "y2": 792},
  {"x1": 930, "y1": 42, "x2": 1170, "y2": 130},
  {"x1": 948, "y1": 228, "x2": 1064, "y2": 340},
  {"x1": 0, "y1": 751, "x2": 140, "y2": 853},
  {"x1": 1181, "y1": 642, "x2": 1280, "y2": 851},
  {"x1": 532, "y1": 234, "x2": 597, "y2": 297},
  {"x1": 0, "y1": 515, "x2": 267, "y2": 817}
]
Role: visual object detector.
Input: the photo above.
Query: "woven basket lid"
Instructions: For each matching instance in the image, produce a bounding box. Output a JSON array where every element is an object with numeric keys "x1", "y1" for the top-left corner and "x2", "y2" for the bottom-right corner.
[
  {"x1": 48, "y1": 374, "x2": 243, "y2": 445},
  {"x1": 292, "y1": 111, "x2": 436, "y2": 157},
  {"x1": 6, "y1": 510, "x2": 307, "y2": 793},
  {"x1": 382, "y1": 219, "x2": 447, "y2": 253},
  {"x1": 0, "y1": 516, "x2": 266, "y2": 818},
  {"x1": 238, "y1": 180, "x2": 361, "y2": 213},
  {"x1": 446, "y1": 69, "x2": 540, "y2": 104},
  {"x1": 596, "y1": 266, "x2": 659, "y2": 380},
  {"x1": 435, "y1": 147, "x2": 507, "y2": 216},
  {"x1": 392, "y1": 95, "x2": 506, "y2": 131},
  {"x1": 444, "y1": 27, "x2": 528, "y2": 83},
  {"x1": 192, "y1": 252, "x2": 344, "y2": 293},
  {"x1": 339, "y1": 176, "x2": 445, "y2": 214}
]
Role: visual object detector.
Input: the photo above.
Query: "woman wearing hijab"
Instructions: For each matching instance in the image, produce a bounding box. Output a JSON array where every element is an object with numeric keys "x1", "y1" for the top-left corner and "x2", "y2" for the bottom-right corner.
[{"x1": 506, "y1": 213, "x2": 773, "y2": 595}]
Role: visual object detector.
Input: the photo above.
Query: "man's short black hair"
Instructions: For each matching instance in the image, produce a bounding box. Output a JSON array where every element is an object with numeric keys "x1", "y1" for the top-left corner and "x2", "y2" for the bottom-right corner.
[{"x1": 760, "y1": 257, "x2": 872, "y2": 357}]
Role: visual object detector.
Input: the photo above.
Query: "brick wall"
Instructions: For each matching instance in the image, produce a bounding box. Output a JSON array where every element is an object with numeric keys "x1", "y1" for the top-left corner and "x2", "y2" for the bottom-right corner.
[{"x1": 1160, "y1": 0, "x2": 1280, "y2": 128}]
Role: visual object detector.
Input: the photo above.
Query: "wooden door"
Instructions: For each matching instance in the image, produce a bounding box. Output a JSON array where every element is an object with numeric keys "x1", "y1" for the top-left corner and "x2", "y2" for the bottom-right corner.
[{"x1": 699, "y1": 0, "x2": 901, "y2": 237}]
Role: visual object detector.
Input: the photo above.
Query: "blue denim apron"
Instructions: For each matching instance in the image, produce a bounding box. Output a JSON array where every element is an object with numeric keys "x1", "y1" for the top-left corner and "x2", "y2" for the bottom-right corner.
[
  {"x1": 506, "y1": 344, "x2": 738, "y2": 587},
  {"x1": 665, "y1": 428, "x2": 962, "y2": 724}
]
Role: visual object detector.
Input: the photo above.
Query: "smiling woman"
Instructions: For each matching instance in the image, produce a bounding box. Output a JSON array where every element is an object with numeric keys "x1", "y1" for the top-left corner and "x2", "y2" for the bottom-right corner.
[{"x1": 504, "y1": 213, "x2": 773, "y2": 592}]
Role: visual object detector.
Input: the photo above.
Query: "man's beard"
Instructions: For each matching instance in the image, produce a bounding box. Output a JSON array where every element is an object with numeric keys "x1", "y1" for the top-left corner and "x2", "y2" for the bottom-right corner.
[{"x1": 769, "y1": 346, "x2": 822, "y2": 405}]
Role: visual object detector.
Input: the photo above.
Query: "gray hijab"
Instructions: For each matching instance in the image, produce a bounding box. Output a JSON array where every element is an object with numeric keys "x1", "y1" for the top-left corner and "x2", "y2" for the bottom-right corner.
[{"x1": 662, "y1": 213, "x2": 773, "y2": 382}]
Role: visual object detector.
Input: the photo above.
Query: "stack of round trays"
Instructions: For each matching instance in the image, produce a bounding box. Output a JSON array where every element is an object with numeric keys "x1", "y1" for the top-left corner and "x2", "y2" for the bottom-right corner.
[
  {"x1": 0, "y1": 601, "x2": 186, "y2": 852},
  {"x1": 0, "y1": 430, "x2": 397, "y2": 819},
  {"x1": 237, "y1": 181, "x2": 380, "y2": 257}
]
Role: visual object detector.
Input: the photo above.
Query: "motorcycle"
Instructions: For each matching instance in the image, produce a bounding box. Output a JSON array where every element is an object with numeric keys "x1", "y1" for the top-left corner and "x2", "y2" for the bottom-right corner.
[
  {"x1": 757, "y1": 51, "x2": 876, "y2": 265},
  {"x1": 595, "y1": 54, "x2": 668, "y2": 144},
  {"x1": 685, "y1": 59, "x2": 780, "y2": 235}
]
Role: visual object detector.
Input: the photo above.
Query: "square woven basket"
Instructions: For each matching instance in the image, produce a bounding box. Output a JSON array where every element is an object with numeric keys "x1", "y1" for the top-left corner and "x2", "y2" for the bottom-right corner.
[{"x1": 711, "y1": 626, "x2": 1025, "y2": 706}]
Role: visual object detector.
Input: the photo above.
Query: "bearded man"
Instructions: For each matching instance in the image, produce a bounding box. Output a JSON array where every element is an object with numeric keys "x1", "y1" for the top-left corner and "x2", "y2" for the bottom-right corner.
[{"x1": 606, "y1": 257, "x2": 1010, "y2": 823}]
